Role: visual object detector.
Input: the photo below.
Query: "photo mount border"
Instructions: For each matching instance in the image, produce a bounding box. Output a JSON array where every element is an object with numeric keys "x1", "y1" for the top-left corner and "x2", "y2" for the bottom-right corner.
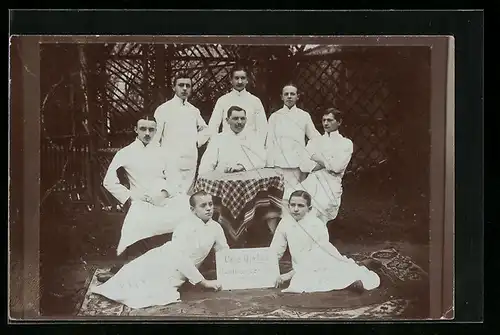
[{"x1": 9, "y1": 34, "x2": 455, "y2": 321}]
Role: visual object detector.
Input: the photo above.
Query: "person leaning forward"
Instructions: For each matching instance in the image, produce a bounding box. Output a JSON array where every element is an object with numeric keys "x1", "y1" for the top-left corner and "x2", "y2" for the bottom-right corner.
[{"x1": 97, "y1": 114, "x2": 192, "y2": 283}]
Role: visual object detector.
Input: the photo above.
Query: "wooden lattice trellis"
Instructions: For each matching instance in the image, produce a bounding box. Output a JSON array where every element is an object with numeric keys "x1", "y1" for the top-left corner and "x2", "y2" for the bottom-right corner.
[{"x1": 40, "y1": 43, "x2": 427, "y2": 213}]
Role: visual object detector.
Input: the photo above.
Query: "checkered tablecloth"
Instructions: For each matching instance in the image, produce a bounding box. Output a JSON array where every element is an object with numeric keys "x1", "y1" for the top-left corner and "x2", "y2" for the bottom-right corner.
[{"x1": 194, "y1": 168, "x2": 285, "y2": 219}]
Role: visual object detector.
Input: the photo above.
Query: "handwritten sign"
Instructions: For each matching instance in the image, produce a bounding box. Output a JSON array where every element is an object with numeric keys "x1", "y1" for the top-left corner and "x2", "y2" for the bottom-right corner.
[{"x1": 216, "y1": 248, "x2": 280, "y2": 290}]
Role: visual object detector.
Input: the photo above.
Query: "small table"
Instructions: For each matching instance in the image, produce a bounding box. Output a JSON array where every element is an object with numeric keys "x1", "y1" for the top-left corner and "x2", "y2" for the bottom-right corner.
[{"x1": 194, "y1": 168, "x2": 284, "y2": 246}]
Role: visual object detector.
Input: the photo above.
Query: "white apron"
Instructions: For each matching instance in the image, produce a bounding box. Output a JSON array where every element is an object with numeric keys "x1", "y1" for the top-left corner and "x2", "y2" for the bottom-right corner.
[
  {"x1": 153, "y1": 96, "x2": 209, "y2": 194},
  {"x1": 116, "y1": 194, "x2": 191, "y2": 255},
  {"x1": 102, "y1": 139, "x2": 190, "y2": 255}
]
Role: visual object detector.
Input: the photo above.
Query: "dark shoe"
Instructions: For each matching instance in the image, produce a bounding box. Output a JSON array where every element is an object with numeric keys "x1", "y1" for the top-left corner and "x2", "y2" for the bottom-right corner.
[
  {"x1": 347, "y1": 280, "x2": 365, "y2": 294},
  {"x1": 96, "y1": 272, "x2": 115, "y2": 283}
]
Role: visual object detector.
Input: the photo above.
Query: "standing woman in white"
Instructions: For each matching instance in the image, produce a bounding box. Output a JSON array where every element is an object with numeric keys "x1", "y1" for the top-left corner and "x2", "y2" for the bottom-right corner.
[
  {"x1": 152, "y1": 72, "x2": 210, "y2": 194},
  {"x1": 207, "y1": 65, "x2": 268, "y2": 147}
]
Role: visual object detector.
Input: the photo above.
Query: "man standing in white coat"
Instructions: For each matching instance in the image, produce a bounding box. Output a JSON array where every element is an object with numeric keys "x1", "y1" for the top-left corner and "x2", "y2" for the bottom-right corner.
[
  {"x1": 98, "y1": 115, "x2": 192, "y2": 282},
  {"x1": 207, "y1": 65, "x2": 268, "y2": 146},
  {"x1": 266, "y1": 83, "x2": 321, "y2": 189},
  {"x1": 264, "y1": 83, "x2": 321, "y2": 234},
  {"x1": 286, "y1": 107, "x2": 354, "y2": 223},
  {"x1": 152, "y1": 73, "x2": 210, "y2": 194}
]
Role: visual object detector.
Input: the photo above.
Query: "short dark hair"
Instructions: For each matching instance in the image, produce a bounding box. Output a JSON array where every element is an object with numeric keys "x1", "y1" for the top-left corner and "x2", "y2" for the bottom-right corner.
[
  {"x1": 226, "y1": 105, "x2": 246, "y2": 118},
  {"x1": 173, "y1": 72, "x2": 192, "y2": 86},
  {"x1": 282, "y1": 82, "x2": 299, "y2": 92},
  {"x1": 189, "y1": 190, "x2": 210, "y2": 207},
  {"x1": 231, "y1": 64, "x2": 248, "y2": 78},
  {"x1": 289, "y1": 190, "x2": 312, "y2": 208},
  {"x1": 137, "y1": 114, "x2": 157, "y2": 124},
  {"x1": 322, "y1": 107, "x2": 344, "y2": 123}
]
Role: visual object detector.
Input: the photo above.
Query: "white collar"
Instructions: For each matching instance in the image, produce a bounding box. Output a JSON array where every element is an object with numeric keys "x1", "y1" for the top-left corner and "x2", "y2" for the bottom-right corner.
[
  {"x1": 324, "y1": 130, "x2": 342, "y2": 138},
  {"x1": 229, "y1": 129, "x2": 247, "y2": 138},
  {"x1": 282, "y1": 105, "x2": 298, "y2": 113},
  {"x1": 190, "y1": 213, "x2": 214, "y2": 227},
  {"x1": 133, "y1": 137, "x2": 159, "y2": 149},
  {"x1": 172, "y1": 94, "x2": 188, "y2": 106},
  {"x1": 133, "y1": 137, "x2": 148, "y2": 148},
  {"x1": 231, "y1": 88, "x2": 248, "y2": 97},
  {"x1": 290, "y1": 211, "x2": 314, "y2": 225}
]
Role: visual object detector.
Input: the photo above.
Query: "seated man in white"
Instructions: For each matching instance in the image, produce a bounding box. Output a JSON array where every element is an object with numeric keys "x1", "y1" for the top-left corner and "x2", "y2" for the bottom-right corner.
[
  {"x1": 99, "y1": 115, "x2": 191, "y2": 281},
  {"x1": 198, "y1": 105, "x2": 267, "y2": 175},
  {"x1": 285, "y1": 107, "x2": 353, "y2": 223},
  {"x1": 91, "y1": 190, "x2": 229, "y2": 309}
]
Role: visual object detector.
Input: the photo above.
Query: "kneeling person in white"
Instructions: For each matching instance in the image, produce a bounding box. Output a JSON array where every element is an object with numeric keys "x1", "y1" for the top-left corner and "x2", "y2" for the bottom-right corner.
[
  {"x1": 102, "y1": 115, "x2": 191, "y2": 257},
  {"x1": 91, "y1": 191, "x2": 229, "y2": 309},
  {"x1": 271, "y1": 190, "x2": 380, "y2": 293}
]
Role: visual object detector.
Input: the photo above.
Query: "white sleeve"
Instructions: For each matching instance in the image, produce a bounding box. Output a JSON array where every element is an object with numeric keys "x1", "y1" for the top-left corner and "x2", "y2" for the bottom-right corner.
[
  {"x1": 213, "y1": 223, "x2": 230, "y2": 252},
  {"x1": 102, "y1": 151, "x2": 131, "y2": 204},
  {"x1": 299, "y1": 140, "x2": 318, "y2": 173},
  {"x1": 198, "y1": 135, "x2": 220, "y2": 175},
  {"x1": 324, "y1": 140, "x2": 354, "y2": 174},
  {"x1": 208, "y1": 97, "x2": 225, "y2": 138},
  {"x1": 264, "y1": 113, "x2": 277, "y2": 167},
  {"x1": 240, "y1": 135, "x2": 267, "y2": 170},
  {"x1": 171, "y1": 226, "x2": 205, "y2": 285},
  {"x1": 151, "y1": 106, "x2": 165, "y2": 146},
  {"x1": 255, "y1": 98, "x2": 268, "y2": 143},
  {"x1": 269, "y1": 222, "x2": 288, "y2": 260},
  {"x1": 304, "y1": 113, "x2": 321, "y2": 140},
  {"x1": 195, "y1": 108, "x2": 210, "y2": 147}
]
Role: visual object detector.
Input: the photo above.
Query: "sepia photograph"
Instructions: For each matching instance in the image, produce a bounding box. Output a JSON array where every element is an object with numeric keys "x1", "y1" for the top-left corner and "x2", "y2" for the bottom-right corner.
[{"x1": 9, "y1": 35, "x2": 454, "y2": 320}]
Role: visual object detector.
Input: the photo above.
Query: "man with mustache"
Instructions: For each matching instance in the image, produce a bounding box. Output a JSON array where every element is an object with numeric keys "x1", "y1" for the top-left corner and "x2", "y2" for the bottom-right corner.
[
  {"x1": 98, "y1": 115, "x2": 192, "y2": 282},
  {"x1": 207, "y1": 65, "x2": 268, "y2": 147},
  {"x1": 152, "y1": 73, "x2": 210, "y2": 194},
  {"x1": 199, "y1": 105, "x2": 266, "y2": 175}
]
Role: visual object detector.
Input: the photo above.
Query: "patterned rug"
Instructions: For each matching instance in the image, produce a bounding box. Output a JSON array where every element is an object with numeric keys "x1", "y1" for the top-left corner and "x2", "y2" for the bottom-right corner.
[
  {"x1": 350, "y1": 248, "x2": 428, "y2": 283},
  {"x1": 78, "y1": 248, "x2": 427, "y2": 319}
]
